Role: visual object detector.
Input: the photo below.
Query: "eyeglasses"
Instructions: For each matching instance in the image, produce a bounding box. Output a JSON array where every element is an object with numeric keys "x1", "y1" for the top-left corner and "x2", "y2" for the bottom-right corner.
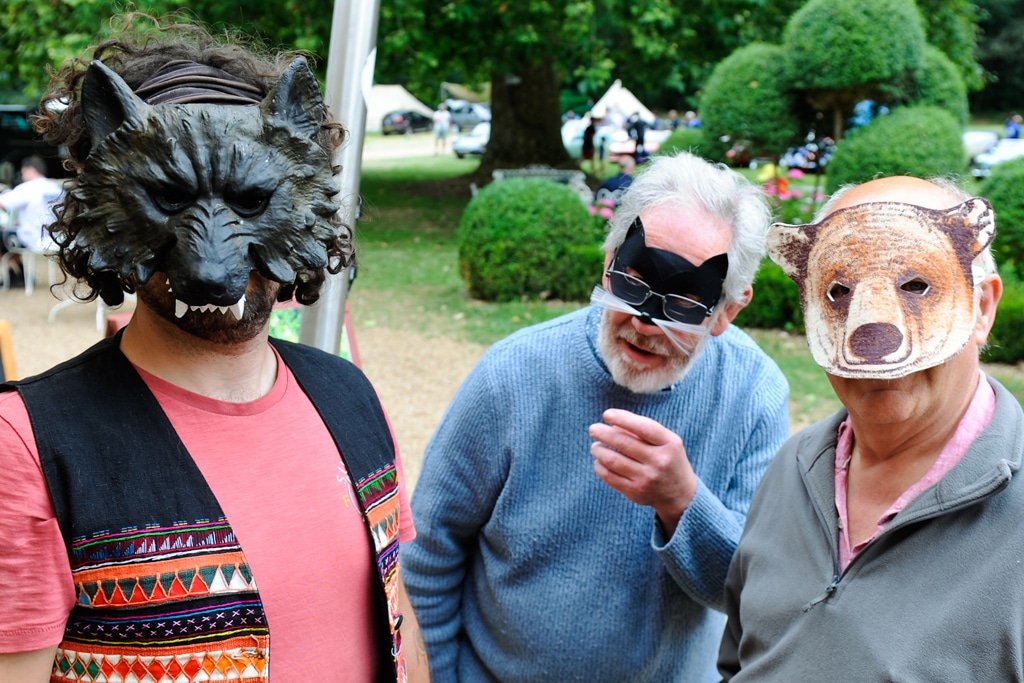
[{"x1": 605, "y1": 269, "x2": 716, "y2": 325}]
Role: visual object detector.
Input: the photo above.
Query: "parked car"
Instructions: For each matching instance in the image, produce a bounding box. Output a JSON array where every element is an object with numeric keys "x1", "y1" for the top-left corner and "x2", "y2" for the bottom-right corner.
[
  {"x1": 971, "y1": 138, "x2": 1024, "y2": 177},
  {"x1": 381, "y1": 109, "x2": 432, "y2": 135},
  {"x1": 445, "y1": 99, "x2": 491, "y2": 132},
  {"x1": 963, "y1": 130, "x2": 999, "y2": 162},
  {"x1": 453, "y1": 122, "x2": 490, "y2": 158}
]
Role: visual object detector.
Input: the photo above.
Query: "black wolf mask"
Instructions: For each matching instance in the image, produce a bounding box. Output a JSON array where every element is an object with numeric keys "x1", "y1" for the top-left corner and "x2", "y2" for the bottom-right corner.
[{"x1": 74, "y1": 57, "x2": 339, "y2": 314}]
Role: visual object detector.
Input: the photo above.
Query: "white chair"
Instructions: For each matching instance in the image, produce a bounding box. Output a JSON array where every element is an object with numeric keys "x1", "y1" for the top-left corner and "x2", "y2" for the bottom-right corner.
[{"x1": 1, "y1": 225, "x2": 59, "y2": 296}]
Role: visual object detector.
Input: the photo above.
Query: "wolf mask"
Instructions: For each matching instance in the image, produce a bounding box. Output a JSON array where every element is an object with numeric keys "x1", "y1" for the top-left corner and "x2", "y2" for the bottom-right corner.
[
  {"x1": 767, "y1": 198, "x2": 995, "y2": 379},
  {"x1": 73, "y1": 57, "x2": 339, "y2": 317}
]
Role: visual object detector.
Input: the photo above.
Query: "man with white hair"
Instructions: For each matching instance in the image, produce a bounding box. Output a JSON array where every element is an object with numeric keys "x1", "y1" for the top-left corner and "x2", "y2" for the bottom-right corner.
[{"x1": 404, "y1": 152, "x2": 790, "y2": 683}]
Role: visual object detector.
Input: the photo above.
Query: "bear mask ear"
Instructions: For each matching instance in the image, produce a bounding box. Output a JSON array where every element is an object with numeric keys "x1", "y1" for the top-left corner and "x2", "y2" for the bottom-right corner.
[
  {"x1": 767, "y1": 222, "x2": 818, "y2": 284},
  {"x1": 82, "y1": 60, "x2": 148, "y2": 145},
  {"x1": 942, "y1": 197, "x2": 996, "y2": 258}
]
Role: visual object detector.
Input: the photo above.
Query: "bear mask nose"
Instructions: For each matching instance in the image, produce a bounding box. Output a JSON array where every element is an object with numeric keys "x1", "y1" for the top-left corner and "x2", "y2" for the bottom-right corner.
[{"x1": 849, "y1": 323, "x2": 903, "y2": 363}]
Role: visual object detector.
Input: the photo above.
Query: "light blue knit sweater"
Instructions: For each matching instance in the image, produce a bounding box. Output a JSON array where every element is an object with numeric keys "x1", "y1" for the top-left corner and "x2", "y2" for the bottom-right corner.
[{"x1": 403, "y1": 306, "x2": 789, "y2": 683}]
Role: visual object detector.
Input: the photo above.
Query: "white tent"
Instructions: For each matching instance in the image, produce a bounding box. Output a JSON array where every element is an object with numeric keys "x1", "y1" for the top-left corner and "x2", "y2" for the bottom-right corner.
[
  {"x1": 364, "y1": 84, "x2": 434, "y2": 132},
  {"x1": 588, "y1": 79, "x2": 656, "y2": 128}
]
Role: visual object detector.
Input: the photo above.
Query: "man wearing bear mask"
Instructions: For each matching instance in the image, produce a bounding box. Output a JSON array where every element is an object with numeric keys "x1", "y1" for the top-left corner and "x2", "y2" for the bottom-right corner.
[
  {"x1": 0, "y1": 17, "x2": 427, "y2": 683},
  {"x1": 403, "y1": 151, "x2": 789, "y2": 683},
  {"x1": 719, "y1": 176, "x2": 1022, "y2": 681}
]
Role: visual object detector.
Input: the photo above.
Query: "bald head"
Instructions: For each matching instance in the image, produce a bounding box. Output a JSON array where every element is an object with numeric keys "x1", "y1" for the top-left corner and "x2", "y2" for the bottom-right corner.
[{"x1": 825, "y1": 176, "x2": 967, "y2": 217}]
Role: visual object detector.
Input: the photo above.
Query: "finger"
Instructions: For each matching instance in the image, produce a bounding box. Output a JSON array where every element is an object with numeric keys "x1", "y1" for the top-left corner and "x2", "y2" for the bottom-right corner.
[
  {"x1": 589, "y1": 423, "x2": 649, "y2": 461},
  {"x1": 601, "y1": 409, "x2": 675, "y2": 446},
  {"x1": 591, "y1": 440, "x2": 644, "y2": 479}
]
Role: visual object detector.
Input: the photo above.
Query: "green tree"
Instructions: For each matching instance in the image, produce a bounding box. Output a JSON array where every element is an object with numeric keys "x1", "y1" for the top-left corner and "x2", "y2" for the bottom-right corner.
[
  {"x1": 970, "y1": 0, "x2": 1024, "y2": 113},
  {"x1": 782, "y1": 0, "x2": 926, "y2": 141},
  {"x1": 0, "y1": 1, "x2": 333, "y2": 101},
  {"x1": 915, "y1": 0, "x2": 984, "y2": 91},
  {"x1": 374, "y1": 0, "x2": 812, "y2": 174}
]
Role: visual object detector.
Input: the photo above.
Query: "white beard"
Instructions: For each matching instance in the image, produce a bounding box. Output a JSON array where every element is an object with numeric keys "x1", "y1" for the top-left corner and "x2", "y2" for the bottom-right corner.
[{"x1": 596, "y1": 306, "x2": 713, "y2": 393}]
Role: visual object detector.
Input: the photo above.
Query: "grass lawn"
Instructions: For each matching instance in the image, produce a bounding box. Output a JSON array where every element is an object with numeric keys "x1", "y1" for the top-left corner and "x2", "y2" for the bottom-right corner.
[{"x1": 354, "y1": 154, "x2": 1024, "y2": 429}]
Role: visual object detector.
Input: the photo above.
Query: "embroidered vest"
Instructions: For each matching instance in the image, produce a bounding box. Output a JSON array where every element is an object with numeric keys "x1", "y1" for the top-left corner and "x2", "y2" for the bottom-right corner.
[{"x1": 6, "y1": 334, "x2": 405, "y2": 682}]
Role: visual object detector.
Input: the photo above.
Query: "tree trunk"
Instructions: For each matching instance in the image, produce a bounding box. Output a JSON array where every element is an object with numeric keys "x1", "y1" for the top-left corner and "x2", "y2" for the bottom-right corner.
[{"x1": 478, "y1": 58, "x2": 573, "y2": 177}]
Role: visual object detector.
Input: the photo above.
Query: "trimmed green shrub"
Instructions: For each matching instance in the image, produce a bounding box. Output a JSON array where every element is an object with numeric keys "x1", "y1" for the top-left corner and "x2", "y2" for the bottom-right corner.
[
  {"x1": 458, "y1": 178, "x2": 605, "y2": 302},
  {"x1": 784, "y1": 0, "x2": 925, "y2": 93},
  {"x1": 911, "y1": 45, "x2": 969, "y2": 128},
  {"x1": 700, "y1": 43, "x2": 804, "y2": 163},
  {"x1": 981, "y1": 156, "x2": 1024, "y2": 280},
  {"x1": 656, "y1": 127, "x2": 706, "y2": 159},
  {"x1": 736, "y1": 259, "x2": 805, "y2": 332},
  {"x1": 984, "y1": 269, "x2": 1024, "y2": 364},
  {"x1": 825, "y1": 105, "x2": 964, "y2": 193}
]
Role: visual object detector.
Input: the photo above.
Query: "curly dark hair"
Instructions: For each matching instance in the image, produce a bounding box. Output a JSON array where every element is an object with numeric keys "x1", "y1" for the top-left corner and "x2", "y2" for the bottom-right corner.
[{"x1": 34, "y1": 13, "x2": 352, "y2": 306}]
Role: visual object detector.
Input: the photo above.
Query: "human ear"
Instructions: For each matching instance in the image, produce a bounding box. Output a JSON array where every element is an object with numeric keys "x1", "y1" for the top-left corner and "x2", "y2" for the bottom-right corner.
[
  {"x1": 710, "y1": 286, "x2": 752, "y2": 336},
  {"x1": 973, "y1": 274, "x2": 1003, "y2": 346}
]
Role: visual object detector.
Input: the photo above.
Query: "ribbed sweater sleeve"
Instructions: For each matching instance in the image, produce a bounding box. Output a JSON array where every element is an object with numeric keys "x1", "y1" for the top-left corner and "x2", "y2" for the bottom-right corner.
[{"x1": 653, "y1": 360, "x2": 790, "y2": 611}]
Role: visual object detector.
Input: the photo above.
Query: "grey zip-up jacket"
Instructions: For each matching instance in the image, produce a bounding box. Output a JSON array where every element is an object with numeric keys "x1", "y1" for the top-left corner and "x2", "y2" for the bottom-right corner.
[{"x1": 720, "y1": 377, "x2": 1024, "y2": 682}]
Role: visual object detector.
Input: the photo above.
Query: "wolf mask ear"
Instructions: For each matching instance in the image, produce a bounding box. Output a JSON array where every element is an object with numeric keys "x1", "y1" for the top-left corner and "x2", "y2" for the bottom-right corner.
[
  {"x1": 260, "y1": 57, "x2": 324, "y2": 139},
  {"x1": 82, "y1": 60, "x2": 147, "y2": 144}
]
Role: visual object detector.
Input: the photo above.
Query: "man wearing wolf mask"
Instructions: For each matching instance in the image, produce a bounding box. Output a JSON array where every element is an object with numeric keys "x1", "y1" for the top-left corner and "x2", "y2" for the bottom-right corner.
[{"x1": 0, "y1": 18, "x2": 427, "y2": 683}]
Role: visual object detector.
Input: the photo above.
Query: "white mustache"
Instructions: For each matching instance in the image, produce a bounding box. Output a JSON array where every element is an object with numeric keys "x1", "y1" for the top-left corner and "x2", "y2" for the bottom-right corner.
[{"x1": 590, "y1": 286, "x2": 710, "y2": 354}]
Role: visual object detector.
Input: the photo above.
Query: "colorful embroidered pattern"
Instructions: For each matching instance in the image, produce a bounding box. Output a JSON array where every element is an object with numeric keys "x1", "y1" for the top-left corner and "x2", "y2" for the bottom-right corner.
[
  {"x1": 54, "y1": 642, "x2": 269, "y2": 682},
  {"x1": 70, "y1": 519, "x2": 238, "y2": 569},
  {"x1": 55, "y1": 518, "x2": 269, "y2": 682},
  {"x1": 356, "y1": 464, "x2": 400, "y2": 558}
]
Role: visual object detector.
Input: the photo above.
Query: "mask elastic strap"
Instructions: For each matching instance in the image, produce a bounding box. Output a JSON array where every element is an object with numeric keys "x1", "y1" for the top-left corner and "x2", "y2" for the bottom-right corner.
[{"x1": 590, "y1": 286, "x2": 711, "y2": 355}]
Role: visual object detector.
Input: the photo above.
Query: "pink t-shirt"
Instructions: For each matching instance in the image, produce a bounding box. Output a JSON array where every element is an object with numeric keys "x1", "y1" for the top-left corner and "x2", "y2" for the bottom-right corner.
[
  {"x1": 835, "y1": 369, "x2": 995, "y2": 571},
  {"x1": 0, "y1": 351, "x2": 414, "y2": 682}
]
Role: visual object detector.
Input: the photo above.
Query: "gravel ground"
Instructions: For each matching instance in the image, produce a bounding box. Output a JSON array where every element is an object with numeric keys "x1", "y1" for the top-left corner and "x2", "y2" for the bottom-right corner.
[{"x1": 0, "y1": 132, "x2": 484, "y2": 487}]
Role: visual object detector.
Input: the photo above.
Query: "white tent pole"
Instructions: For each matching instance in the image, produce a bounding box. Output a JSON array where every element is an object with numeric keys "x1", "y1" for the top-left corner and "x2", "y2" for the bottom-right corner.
[{"x1": 299, "y1": 0, "x2": 382, "y2": 354}]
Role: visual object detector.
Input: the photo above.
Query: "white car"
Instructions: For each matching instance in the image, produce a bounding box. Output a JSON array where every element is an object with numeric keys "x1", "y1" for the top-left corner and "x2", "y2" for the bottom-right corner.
[
  {"x1": 445, "y1": 100, "x2": 491, "y2": 133},
  {"x1": 971, "y1": 138, "x2": 1024, "y2": 177},
  {"x1": 453, "y1": 122, "x2": 490, "y2": 158}
]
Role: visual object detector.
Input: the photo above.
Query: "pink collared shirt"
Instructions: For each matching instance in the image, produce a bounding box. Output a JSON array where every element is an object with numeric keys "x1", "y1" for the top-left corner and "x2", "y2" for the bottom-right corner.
[{"x1": 834, "y1": 369, "x2": 995, "y2": 572}]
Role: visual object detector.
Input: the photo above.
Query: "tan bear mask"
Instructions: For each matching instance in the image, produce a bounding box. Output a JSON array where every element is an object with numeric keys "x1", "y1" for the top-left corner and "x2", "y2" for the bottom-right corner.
[{"x1": 767, "y1": 198, "x2": 995, "y2": 379}]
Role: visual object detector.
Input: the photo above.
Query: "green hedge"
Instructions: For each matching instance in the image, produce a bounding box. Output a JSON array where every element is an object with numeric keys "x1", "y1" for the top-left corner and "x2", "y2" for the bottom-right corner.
[
  {"x1": 736, "y1": 259, "x2": 805, "y2": 332},
  {"x1": 458, "y1": 178, "x2": 605, "y2": 302},
  {"x1": 913, "y1": 45, "x2": 969, "y2": 129},
  {"x1": 656, "y1": 127, "x2": 706, "y2": 159},
  {"x1": 825, "y1": 105, "x2": 964, "y2": 193},
  {"x1": 984, "y1": 270, "x2": 1024, "y2": 364},
  {"x1": 981, "y1": 156, "x2": 1024, "y2": 281}
]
